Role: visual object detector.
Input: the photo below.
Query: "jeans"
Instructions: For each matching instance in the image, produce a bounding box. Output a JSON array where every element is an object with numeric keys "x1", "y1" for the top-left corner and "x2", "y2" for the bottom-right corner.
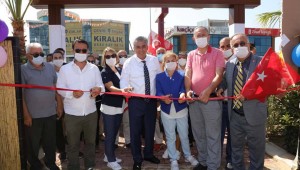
[{"x1": 161, "y1": 113, "x2": 191, "y2": 161}]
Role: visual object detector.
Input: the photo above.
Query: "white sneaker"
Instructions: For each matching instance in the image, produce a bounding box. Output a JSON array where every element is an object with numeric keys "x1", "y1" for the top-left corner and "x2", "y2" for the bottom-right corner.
[
  {"x1": 227, "y1": 162, "x2": 233, "y2": 169},
  {"x1": 185, "y1": 155, "x2": 199, "y2": 166},
  {"x1": 171, "y1": 160, "x2": 179, "y2": 170},
  {"x1": 107, "y1": 161, "x2": 122, "y2": 170},
  {"x1": 103, "y1": 154, "x2": 122, "y2": 163},
  {"x1": 162, "y1": 149, "x2": 168, "y2": 159}
]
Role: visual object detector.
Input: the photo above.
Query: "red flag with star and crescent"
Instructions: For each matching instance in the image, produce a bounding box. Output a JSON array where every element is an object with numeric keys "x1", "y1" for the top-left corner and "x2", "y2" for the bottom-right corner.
[
  {"x1": 148, "y1": 30, "x2": 173, "y2": 56},
  {"x1": 241, "y1": 48, "x2": 294, "y2": 102}
]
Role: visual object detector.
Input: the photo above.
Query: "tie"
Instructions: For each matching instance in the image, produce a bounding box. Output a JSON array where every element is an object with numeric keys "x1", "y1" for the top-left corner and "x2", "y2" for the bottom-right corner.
[
  {"x1": 142, "y1": 61, "x2": 150, "y2": 101},
  {"x1": 233, "y1": 61, "x2": 243, "y2": 109}
]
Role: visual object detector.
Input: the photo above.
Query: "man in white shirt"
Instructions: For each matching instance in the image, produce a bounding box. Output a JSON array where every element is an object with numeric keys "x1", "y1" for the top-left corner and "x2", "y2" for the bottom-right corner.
[
  {"x1": 57, "y1": 39, "x2": 105, "y2": 170},
  {"x1": 120, "y1": 36, "x2": 161, "y2": 170}
]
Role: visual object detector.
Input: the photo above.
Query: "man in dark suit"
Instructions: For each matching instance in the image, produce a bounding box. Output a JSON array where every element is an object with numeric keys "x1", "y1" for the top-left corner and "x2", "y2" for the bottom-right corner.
[{"x1": 217, "y1": 33, "x2": 267, "y2": 170}]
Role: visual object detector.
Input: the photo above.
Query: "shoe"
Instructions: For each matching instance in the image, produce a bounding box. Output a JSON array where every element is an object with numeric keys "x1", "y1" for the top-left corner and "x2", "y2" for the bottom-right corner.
[
  {"x1": 185, "y1": 155, "x2": 199, "y2": 166},
  {"x1": 171, "y1": 160, "x2": 179, "y2": 170},
  {"x1": 103, "y1": 154, "x2": 122, "y2": 163},
  {"x1": 225, "y1": 163, "x2": 233, "y2": 170},
  {"x1": 125, "y1": 143, "x2": 131, "y2": 148},
  {"x1": 59, "y1": 152, "x2": 66, "y2": 161},
  {"x1": 144, "y1": 156, "x2": 160, "y2": 164},
  {"x1": 79, "y1": 151, "x2": 84, "y2": 158},
  {"x1": 107, "y1": 161, "x2": 122, "y2": 170},
  {"x1": 133, "y1": 162, "x2": 142, "y2": 170},
  {"x1": 162, "y1": 149, "x2": 168, "y2": 159},
  {"x1": 193, "y1": 163, "x2": 208, "y2": 170}
]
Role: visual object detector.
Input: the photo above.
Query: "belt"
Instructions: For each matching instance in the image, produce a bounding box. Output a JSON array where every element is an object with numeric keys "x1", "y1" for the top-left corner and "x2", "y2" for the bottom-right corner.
[
  {"x1": 222, "y1": 101, "x2": 228, "y2": 104},
  {"x1": 193, "y1": 92, "x2": 217, "y2": 98},
  {"x1": 233, "y1": 109, "x2": 245, "y2": 116}
]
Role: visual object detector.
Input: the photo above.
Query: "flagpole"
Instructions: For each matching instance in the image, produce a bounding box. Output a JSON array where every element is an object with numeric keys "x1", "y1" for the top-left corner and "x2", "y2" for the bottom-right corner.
[{"x1": 149, "y1": 7, "x2": 152, "y2": 33}]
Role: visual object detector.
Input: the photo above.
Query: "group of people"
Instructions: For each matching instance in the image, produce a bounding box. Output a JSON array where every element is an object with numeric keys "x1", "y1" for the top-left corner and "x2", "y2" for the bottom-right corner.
[{"x1": 21, "y1": 25, "x2": 267, "y2": 170}]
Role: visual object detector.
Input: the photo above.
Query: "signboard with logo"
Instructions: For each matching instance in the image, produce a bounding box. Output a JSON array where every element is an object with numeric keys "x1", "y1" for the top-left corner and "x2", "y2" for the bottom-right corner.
[
  {"x1": 65, "y1": 21, "x2": 82, "y2": 55},
  {"x1": 165, "y1": 26, "x2": 196, "y2": 39},
  {"x1": 245, "y1": 28, "x2": 281, "y2": 37},
  {"x1": 91, "y1": 21, "x2": 125, "y2": 54}
]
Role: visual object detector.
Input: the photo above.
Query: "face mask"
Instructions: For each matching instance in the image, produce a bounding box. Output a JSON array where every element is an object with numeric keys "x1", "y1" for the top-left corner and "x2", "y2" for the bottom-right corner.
[
  {"x1": 157, "y1": 54, "x2": 164, "y2": 62},
  {"x1": 74, "y1": 53, "x2": 87, "y2": 62},
  {"x1": 95, "y1": 59, "x2": 100, "y2": 65},
  {"x1": 53, "y1": 59, "x2": 64, "y2": 67},
  {"x1": 165, "y1": 62, "x2": 177, "y2": 71},
  {"x1": 178, "y1": 58, "x2": 187, "y2": 66},
  {"x1": 106, "y1": 58, "x2": 116, "y2": 67},
  {"x1": 195, "y1": 37, "x2": 208, "y2": 48},
  {"x1": 223, "y1": 49, "x2": 233, "y2": 59},
  {"x1": 32, "y1": 56, "x2": 44, "y2": 65},
  {"x1": 119, "y1": 57, "x2": 127, "y2": 65},
  {"x1": 234, "y1": 47, "x2": 249, "y2": 59}
]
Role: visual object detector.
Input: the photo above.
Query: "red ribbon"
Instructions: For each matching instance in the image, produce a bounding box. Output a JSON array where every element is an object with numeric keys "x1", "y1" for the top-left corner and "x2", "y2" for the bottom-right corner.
[{"x1": 0, "y1": 83, "x2": 234, "y2": 101}]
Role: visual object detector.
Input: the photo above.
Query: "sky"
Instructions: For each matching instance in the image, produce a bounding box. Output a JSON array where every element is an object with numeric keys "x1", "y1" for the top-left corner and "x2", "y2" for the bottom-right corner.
[{"x1": 0, "y1": 0, "x2": 281, "y2": 46}]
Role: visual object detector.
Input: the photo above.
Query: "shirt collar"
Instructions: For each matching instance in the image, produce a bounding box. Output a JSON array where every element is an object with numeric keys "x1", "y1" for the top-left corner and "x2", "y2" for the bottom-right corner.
[
  {"x1": 196, "y1": 45, "x2": 212, "y2": 55},
  {"x1": 27, "y1": 61, "x2": 45, "y2": 70}
]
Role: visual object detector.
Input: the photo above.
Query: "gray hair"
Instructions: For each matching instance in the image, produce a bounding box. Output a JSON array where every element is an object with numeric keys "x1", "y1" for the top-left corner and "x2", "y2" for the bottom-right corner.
[
  {"x1": 26, "y1": 43, "x2": 43, "y2": 53},
  {"x1": 134, "y1": 36, "x2": 148, "y2": 46}
]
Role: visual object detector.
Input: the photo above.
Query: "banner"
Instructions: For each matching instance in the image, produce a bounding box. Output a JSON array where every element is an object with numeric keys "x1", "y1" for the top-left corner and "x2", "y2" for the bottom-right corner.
[
  {"x1": 91, "y1": 21, "x2": 125, "y2": 55},
  {"x1": 65, "y1": 22, "x2": 82, "y2": 55}
]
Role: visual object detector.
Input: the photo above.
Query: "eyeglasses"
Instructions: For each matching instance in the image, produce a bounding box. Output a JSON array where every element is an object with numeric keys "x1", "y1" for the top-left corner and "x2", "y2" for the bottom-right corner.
[
  {"x1": 75, "y1": 49, "x2": 88, "y2": 53},
  {"x1": 87, "y1": 60, "x2": 95, "y2": 64},
  {"x1": 105, "y1": 54, "x2": 117, "y2": 59},
  {"x1": 233, "y1": 41, "x2": 247, "y2": 48},
  {"x1": 31, "y1": 52, "x2": 45, "y2": 58},
  {"x1": 119, "y1": 55, "x2": 127, "y2": 58},
  {"x1": 220, "y1": 44, "x2": 231, "y2": 50}
]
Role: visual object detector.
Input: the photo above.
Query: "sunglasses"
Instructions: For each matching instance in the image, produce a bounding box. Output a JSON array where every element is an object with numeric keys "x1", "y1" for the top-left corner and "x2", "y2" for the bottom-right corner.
[
  {"x1": 87, "y1": 60, "x2": 95, "y2": 64},
  {"x1": 119, "y1": 55, "x2": 127, "y2": 58},
  {"x1": 75, "y1": 49, "x2": 88, "y2": 53},
  {"x1": 31, "y1": 52, "x2": 45, "y2": 58},
  {"x1": 233, "y1": 41, "x2": 247, "y2": 48},
  {"x1": 105, "y1": 54, "x2": 117, "y2": 59},
  {"x1": 220, "y1": 44, "x2": 231, "y2": 50}
]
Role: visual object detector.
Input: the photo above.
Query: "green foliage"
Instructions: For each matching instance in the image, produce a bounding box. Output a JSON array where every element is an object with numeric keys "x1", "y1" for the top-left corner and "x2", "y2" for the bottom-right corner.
[
  {"x1": 257, "y1": 10, "x2": 282, "y2": 28},
  {"x1": 5, "y1": 0, "x2": 32, "y2": 21},
  {"x1": 268, "y1": 88, "x2": 300, "y2": 155}
]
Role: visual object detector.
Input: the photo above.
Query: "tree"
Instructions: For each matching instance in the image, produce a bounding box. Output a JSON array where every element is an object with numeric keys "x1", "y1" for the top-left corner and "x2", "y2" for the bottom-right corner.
[
  {"x1": 257, "y1": 10, "x2": 282, "y2": 28},
  {"x1": 5, "y1": 0, "x2": 33, "y2": 56}
]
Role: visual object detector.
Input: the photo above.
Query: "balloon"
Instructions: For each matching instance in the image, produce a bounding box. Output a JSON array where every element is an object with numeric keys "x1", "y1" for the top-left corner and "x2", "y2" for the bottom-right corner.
[
  {"x1": 291, "y1": 44, "x2": 300, "y2": 67},
  {"x1": 0, "y1": 19, "x2": 9, "y2": 42},
  {"x1": 0, "y1": 46, "x2": 8, "y2": 67}
]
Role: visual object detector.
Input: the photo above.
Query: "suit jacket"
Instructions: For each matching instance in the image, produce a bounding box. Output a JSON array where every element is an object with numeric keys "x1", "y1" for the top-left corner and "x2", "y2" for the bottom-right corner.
[{"x1": 223, "y1": 54, "x2": 267, "y2": 126}]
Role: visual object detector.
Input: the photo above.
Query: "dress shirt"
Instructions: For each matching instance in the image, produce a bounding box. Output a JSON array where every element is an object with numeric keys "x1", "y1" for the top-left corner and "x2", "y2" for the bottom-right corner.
[
  {"x1": 120, "y1": 54, "x2": 161, "y2": 96},
  {"x1": 57, "y1": 61, "x2": 105, "y2": 116}
]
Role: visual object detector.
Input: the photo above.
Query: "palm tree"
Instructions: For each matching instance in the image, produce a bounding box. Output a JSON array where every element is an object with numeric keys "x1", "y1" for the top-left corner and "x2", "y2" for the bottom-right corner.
[
  {"x1": 257, "y1": 10, "x2": 282, "y2": 28},
  {"x1": 5, "y1": 0, "x2": 32, "y2": 56}
]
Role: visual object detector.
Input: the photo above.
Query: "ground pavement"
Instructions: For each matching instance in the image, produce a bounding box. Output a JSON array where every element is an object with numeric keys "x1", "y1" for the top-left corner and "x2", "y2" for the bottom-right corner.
[{"x1": 55, "y1": 136, "x2": 290, "y2": 170}]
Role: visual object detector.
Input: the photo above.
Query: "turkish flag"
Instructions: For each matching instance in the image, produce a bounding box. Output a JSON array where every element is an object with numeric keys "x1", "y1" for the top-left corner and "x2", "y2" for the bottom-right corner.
[
  {"x1": 278, "y1": 51, "x2": 300, "y2": 84},
  {"x1": 241, "y1": 48, "x2": 294, "y2": 102},
  {"x1": 148, "y1": 30, "x2": 173, "y2": 56}
]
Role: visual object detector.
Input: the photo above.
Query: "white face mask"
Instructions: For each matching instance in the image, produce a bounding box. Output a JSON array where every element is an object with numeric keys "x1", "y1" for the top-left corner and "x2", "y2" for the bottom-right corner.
[
  {"x1": 95, "y1": 59, "x2": 100, "y2": 65},
  {"x1": 53, "y1": 59, "x2": 64, "y2": 67},
  {"x1": 165, "y1": 62, "x2": 177, "y2": 71},
  {"x1": 106, "y1": 58, "x2": 117, "y2": 67},
  {"x1": 195, "y1": 37, "x2": 208, "y2": 48},
  {"x1": 234, "y1": 47, "x2": 249, "y2": 59},
  {"x1": 32, "y1": 56, "x2": 44, "y2": 65},
  {"x1": 119, "y1": 57, "x2": 127, "y2": 65},
  {"x1": 223, "y1": 49, "x2": 233, "y2": 59},
  {"x1": 178, "y1": 58, "x2": 187, "y2": 66},
  {"x1": 74, "y1": 53, "x2": 87, "y2": 62}
]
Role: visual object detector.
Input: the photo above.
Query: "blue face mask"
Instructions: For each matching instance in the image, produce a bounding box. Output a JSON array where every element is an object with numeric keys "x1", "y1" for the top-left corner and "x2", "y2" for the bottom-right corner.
[{"x1": 157, "y1": 54, "x2": 163, "y2": 62}]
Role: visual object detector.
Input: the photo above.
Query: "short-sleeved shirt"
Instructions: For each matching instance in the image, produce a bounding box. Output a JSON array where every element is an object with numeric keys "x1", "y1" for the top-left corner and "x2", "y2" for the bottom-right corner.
[
  {"x1": 21, "y1": 62, "x2": 57, "y2": 118},
  {"x1": 186, "y1": 46, "x2": 225, "y2": 95}
]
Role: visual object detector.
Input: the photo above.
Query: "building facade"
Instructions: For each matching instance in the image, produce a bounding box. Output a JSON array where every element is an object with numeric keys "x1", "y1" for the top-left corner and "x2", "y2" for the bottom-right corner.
[
  {"x1": 27, "y1": 10, "x2": 130, "y2": 61},
  {"x1": 165, "y1": 19, "x2": 280, "y2": 56}
]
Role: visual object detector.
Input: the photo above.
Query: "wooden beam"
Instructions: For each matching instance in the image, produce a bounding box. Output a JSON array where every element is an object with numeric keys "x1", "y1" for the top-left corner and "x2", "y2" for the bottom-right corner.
[{"x1": 31, "y1": 0, "x2": 260, "y2": 9}]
